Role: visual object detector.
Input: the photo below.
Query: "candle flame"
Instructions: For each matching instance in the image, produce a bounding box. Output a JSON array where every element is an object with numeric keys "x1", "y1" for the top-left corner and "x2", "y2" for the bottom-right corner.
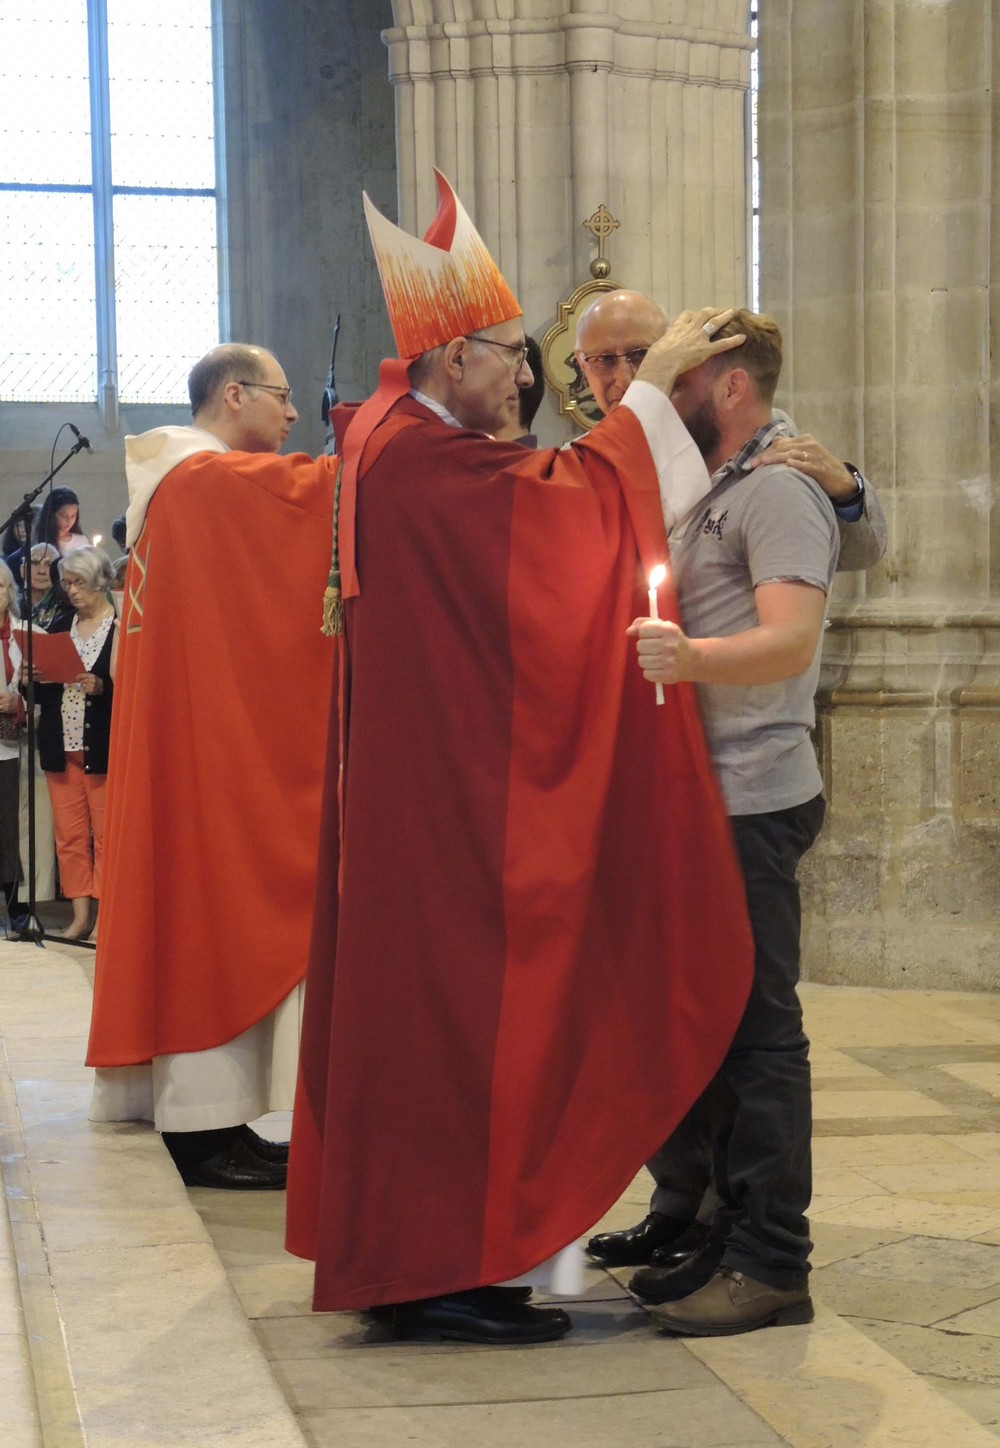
[
  {"x1": 93, "y1": 534, "x2": 103, "y2": 545},
  {"x1": 648, "y1": 564, "x2": 666, "y2": 590}
]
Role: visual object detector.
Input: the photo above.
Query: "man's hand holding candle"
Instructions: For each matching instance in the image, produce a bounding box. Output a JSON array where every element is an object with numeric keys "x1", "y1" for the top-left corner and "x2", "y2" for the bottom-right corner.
[{"x1": 626, "y1": 617, "x2": 698, "y2": 687}]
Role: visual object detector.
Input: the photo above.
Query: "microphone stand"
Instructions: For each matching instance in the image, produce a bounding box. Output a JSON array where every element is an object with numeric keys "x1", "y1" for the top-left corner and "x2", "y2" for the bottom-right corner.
[{"x1": 0, "y1": 433, "x2": 92, "y2": 949}]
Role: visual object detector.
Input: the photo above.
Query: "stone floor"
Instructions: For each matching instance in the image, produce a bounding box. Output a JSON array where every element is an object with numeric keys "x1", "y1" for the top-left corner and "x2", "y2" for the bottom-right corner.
[{"x1": 3, "y1": 937, "x2": 1000, "y2": 1446}]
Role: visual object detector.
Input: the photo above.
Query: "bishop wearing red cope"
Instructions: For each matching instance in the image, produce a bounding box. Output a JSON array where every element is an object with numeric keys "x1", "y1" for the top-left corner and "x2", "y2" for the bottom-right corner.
[{"x1": 285, "y1": 172, "x2": 755, "y2": 1345}]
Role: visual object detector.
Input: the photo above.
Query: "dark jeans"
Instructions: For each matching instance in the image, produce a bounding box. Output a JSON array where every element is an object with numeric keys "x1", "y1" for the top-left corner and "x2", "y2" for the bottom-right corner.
[
  {"x1": 649, "y1": 794, "x2": 825, "y2": 1290},
  {"x1": 648, "y1": 1078, "x2": 719, "y2": 1223}
]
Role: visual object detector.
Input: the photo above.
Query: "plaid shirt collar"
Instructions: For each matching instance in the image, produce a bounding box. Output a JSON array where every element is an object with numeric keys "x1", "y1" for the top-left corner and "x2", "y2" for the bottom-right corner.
[{"x1": 709, "y1": 417, "x2": 793, "y2": 489}]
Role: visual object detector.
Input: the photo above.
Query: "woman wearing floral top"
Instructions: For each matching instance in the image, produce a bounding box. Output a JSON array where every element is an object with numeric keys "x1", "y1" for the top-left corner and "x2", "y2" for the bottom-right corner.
[{"x1": 24, "y1": 544, "x2": 72, "y2": 631}]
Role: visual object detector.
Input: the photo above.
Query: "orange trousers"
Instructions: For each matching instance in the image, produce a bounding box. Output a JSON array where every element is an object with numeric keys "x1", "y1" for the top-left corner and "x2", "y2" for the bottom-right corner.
[{"x1": 45, "y1": 752, "x2": 107, "y2": 899}]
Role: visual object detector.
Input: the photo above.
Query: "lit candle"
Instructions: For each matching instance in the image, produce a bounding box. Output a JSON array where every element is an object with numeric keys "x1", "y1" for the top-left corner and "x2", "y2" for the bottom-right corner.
[
  {"x1": 93, "y1": 533, "x2": 103, "y2": 546},
  {"x1": 647, "y1": 565, "x2": 666, "y2": 707}
]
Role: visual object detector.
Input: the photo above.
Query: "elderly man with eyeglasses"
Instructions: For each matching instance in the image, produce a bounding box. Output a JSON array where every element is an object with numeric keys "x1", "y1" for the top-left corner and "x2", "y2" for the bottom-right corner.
[
  {"x1": 575, "y1": 290, "x2": 886, "y2": 567},
  {"x1": 86, "y1": 342, "x2": 336, "y2": 1193}
]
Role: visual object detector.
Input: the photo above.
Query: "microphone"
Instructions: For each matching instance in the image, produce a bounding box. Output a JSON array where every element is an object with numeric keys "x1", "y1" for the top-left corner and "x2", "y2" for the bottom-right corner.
[{"x1": 69, "y1": 424, "x2": 93, "y2": 454}]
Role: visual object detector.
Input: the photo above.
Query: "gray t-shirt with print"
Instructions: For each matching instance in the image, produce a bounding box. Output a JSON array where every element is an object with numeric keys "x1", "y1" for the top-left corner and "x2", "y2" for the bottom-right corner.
[{"x1": 669, "y1": 463, "x2": 840, "y2": 817}]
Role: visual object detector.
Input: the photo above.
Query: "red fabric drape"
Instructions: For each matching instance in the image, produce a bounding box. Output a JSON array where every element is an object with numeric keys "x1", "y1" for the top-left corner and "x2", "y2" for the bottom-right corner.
[
  {"x1": 286, "y1": 399, "x2": 753, "y2": 1309},
  {"x1": 87, "y1": 449, "x2": 336, "y2": 1065}
]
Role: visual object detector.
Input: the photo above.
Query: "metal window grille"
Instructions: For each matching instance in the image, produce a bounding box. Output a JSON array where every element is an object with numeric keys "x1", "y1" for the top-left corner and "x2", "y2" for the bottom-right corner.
[{"x1": 0, "y1": 0, "x2": 219, "y2": 416}]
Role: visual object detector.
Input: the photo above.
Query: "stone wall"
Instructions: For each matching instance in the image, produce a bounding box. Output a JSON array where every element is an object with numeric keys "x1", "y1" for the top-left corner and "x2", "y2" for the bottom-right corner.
[
  {"x1": 220, "y1": 0, "x2": 396, "y2": 455},
  {"x1": 385, "y1": 1, "x2": 754, "y2": 446},
  {"x1": 759, "y1": 0, "x2": 1000, "y2": 990}
]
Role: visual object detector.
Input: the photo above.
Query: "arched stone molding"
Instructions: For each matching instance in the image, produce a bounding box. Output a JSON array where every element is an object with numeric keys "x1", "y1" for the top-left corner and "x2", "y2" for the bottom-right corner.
[
  {"x1": 759, "y1": 1, "x2": 1000, "y2": 990},
  {"x1": 385, "y1": 2, "x2": 754, "y2": 396}
]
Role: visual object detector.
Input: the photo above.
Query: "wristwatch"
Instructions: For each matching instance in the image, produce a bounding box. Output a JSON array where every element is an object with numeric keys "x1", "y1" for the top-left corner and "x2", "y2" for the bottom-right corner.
[{"x1": 840, "y1": 464, "x2": 865, "y2": 507}]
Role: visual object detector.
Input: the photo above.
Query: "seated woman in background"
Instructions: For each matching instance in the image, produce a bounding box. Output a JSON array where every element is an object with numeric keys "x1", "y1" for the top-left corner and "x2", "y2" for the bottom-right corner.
[
  {"x1": 35, "y1": 547, "x2": 117, "y2": 940},
  {"x1": 2, "y1": 515, "x2": 30, "y2": 557},
  {"x1": 108, "y1": 516, "x2": 130, "y2": 618},
  {"x1": 110, "y1": 555, "x2": 128, "y2": 618},
  {"x1": 34, "y1": 488, "x2": 89, "y2": 558},
  {"x1": 3, "y1": 506, "x2": 39, "y2": 592},
  {"x1": 0, "y1": 561, "x2": 25, "y2": 926}
]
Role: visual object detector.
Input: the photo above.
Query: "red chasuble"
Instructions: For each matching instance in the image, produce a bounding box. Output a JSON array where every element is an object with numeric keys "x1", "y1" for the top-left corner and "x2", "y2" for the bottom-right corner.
[
  {"x1": 286, "y1": 397, "x2": 754, "y2": 1309},
  {"x1": 87, "y1": 448, "x2": 335, "y2": 1066}
]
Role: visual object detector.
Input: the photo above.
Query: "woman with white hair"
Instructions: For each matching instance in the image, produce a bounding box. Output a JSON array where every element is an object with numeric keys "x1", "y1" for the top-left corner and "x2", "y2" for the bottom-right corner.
[
  {"x1": 0, "y1": 560, "x2": 25, "y2": 922},
  {"x1": 35, "y1": 546, "x2": 118, "y2": 939}
]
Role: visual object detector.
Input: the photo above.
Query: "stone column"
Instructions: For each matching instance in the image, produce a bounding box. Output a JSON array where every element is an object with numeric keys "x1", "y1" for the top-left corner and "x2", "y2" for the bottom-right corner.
[
  {"x1": 759, "y1": 0, "x2": 1000, "y2": 989},
  {"x1": 218, "y1": 0, "x2": 398, "y2": 455},
  {"x1": 386, "y1": 2, "x2": 754, "y2": 441}
]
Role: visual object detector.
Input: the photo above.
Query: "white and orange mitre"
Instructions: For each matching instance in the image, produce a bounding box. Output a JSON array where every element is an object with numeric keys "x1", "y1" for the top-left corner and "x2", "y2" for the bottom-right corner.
[
  {"x1": 323, "y1": 172, "x2": 522, "y2": 624},
  {"x1": 364, "y1": 170, "x2": 521, "y2": 359}
]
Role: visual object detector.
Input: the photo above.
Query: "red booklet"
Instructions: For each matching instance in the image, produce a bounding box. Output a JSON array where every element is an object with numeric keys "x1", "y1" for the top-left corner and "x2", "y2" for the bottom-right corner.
[{"x1": 14, "y1": 628, "x2": 84, "y2": 685}]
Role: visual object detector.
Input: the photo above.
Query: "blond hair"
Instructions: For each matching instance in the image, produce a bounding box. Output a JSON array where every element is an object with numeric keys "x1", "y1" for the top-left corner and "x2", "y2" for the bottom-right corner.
[{"x1": 707, "y1": 309, "x2": 783, "y2": 403}]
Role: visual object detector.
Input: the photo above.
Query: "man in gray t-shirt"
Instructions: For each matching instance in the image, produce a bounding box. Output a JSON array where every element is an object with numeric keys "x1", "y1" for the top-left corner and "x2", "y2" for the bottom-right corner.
[
  {"x1": 622, "y1": 310, "x2": 840, "y2": 1336},
  {"x1": 669, "y1": 426, "x2": 838, "y2": 817}
]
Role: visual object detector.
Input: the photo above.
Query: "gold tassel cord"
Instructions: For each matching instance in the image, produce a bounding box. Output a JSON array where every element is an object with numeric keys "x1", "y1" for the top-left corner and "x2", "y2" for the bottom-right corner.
[{"x1": 322, "y1": 458, "x2": 345, "y2": 637}]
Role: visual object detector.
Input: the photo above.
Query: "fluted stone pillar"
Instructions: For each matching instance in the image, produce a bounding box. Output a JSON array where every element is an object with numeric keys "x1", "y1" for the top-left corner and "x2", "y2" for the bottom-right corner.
[
  {"x1": 386, "y1": 3, "x2": 754, "y2": 440},
  {"x1": 219, "y1": 0, "x2": 397, "y2": 455},
  {"x1": 759, "y1": 0, "x2": 1000, "y2": 989}
]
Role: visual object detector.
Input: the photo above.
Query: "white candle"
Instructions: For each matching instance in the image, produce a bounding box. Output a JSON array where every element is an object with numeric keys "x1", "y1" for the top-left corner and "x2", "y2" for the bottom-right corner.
[{"x1": 647, "y1": 565, "x2": 666, "y2": 706}]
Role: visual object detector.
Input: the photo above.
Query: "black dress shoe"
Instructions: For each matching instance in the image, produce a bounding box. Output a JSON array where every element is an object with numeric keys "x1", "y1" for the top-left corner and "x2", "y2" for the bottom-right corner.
[
  {"x1": 391, "y1": 1289, "x2": 571, "y2": 1344},
  {"x1": 367, "y1": 1285, "x2": 532, "y2": 1322},
  {"x1": 487, "y1": 1286, "x2": 534, "y2": 1303},
  {"x1": 178, "y1": 1136, "x2": 287, "y2": 1190},
  {"x1": 649, "y1": 1219, "x2": 713, "y2": 1269},
  {"x1": 629, "y1": 1236, "x2": 726, "y2": 1304},
  {"x1": 586, "y1": 1212, "x2": 691, "y2": 1266},
  {"x1": 238, "y1": 1124, "x2": 290, "y2": 1165}
]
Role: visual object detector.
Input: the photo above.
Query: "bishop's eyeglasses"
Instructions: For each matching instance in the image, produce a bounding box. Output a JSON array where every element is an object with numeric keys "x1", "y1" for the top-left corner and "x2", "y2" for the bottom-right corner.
[{"x1": 464, "y1": 335, "x2": 530, "y2": 369}]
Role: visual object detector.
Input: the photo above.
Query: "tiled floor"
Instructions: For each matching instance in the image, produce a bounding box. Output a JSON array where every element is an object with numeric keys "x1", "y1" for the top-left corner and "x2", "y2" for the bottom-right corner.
[
  {"x1": 191, "y1": 983, "x2": 1000, "y2": 1448},
  {"x1": 0, "y1": 940, "x2": 304, "y2": 1448},
  {"x1": 4, "y1": 943, "x2": 1000, "y2": 1446},
  {"x1": 804, "y1": 987, "x2": 1000, "y2": 1436}
]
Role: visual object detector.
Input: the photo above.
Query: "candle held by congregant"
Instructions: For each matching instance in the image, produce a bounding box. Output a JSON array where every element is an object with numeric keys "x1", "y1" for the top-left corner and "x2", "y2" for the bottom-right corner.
[{"x1": 647, "y1": 565, "x2": 666, "y2": 706}]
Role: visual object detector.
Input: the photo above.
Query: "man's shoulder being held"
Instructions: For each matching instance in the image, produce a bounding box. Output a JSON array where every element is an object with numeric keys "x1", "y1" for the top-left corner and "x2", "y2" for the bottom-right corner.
[
  {"x1": 686, "y1": 454, "x2": 840, "y2": 588},
  {"x1": 728, "y1": 456, "x2": 839, "y2": 527}
]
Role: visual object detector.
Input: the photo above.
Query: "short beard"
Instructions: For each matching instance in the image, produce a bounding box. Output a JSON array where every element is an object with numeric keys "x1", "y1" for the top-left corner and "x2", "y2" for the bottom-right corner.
[{"x1": 683, "y1": 399, "x2": 721, "y2": 461}]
